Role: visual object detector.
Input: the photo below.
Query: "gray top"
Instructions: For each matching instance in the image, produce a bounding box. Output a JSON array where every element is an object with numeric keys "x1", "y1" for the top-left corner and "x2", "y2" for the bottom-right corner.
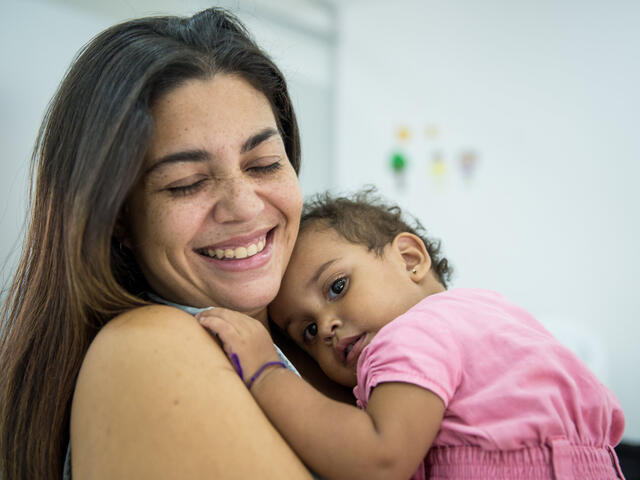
[{"x1": 63, "y1": 295, "x2": 318, "y2": 479}]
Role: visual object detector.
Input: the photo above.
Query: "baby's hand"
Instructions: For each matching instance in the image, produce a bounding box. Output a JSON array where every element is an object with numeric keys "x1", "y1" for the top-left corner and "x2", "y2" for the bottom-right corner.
[{"x1": 196, "y1": 308, "x2": 280, "y2": 386}]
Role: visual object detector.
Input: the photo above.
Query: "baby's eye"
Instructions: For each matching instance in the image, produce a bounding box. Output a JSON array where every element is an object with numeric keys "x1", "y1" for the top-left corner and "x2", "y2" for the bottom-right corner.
[
  {"x1": 302, "y1": 323, "x2": 318, "y2": 343},
  {"x1": 328, "y1": 277, "x2": 348, "y2": 300}
]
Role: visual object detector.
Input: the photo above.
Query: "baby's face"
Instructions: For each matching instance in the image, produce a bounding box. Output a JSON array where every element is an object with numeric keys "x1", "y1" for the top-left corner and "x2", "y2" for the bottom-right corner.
[{"x1": 270, "y1": 226, "x2": 419, "y2": 386}]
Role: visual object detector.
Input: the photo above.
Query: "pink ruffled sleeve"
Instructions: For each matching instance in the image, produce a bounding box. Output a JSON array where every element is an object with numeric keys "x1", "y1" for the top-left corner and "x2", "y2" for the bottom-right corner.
[{"x1": 354, "y1": 311, "x2": 463, "y2": 409}]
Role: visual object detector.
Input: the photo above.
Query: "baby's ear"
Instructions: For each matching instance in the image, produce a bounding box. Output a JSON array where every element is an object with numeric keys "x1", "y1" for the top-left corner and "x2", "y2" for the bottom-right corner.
[{"x1": 391, "y1": 232, "x2": 431, "y2": 283}]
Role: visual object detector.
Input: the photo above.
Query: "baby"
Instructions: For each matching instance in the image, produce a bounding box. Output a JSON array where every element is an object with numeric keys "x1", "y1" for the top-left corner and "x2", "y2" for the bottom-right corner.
[{"x1": 199, "y1": 189, "x2": 625, "y2": 480}]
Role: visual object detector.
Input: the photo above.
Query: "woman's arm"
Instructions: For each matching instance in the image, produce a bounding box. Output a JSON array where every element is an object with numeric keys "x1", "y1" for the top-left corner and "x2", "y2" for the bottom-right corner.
[
  {"x1": 200, "y1": 308, "x2": 445, "y2": 480},
  {"x1": 70, "y1": 305, "x2": 312, "y2": 479}
]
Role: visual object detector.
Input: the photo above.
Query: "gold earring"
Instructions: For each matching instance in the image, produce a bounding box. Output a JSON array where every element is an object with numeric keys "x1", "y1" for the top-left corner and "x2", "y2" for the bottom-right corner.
[{"x1": 411, "y1": 268, "x2": 417, "y2": 274}]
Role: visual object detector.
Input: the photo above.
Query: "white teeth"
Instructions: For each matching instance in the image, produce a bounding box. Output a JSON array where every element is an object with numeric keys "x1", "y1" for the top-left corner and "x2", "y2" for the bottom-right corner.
[{"x1": 204, "y1": 237, "x2": 267, "y2": 260}]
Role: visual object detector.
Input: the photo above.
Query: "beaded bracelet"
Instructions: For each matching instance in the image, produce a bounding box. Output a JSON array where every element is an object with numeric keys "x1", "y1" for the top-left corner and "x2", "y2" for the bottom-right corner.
[{"x1": 246, "y1": 361, "x2": 287, "y2": 389}]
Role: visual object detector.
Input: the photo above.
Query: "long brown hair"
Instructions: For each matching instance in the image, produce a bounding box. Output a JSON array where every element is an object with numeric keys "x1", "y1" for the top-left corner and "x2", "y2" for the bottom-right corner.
[{"x1": 0, "y1": 8, "x2": 301, "y2": 478}]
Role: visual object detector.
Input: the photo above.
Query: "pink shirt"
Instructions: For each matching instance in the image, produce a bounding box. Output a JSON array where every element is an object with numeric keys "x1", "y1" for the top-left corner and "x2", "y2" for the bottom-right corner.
[{"x1": 354, "y1": 289, "x2": 625, "y2": 479}]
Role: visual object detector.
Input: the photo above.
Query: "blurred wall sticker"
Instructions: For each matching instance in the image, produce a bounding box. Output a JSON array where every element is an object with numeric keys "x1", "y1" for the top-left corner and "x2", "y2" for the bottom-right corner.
[
  {"x1": 385, "y1": 123, "x2": 481, "y2": 193},
  {"x1": 459, "y1": 150, "x2": 478, "y2": 185},
  {"x1": 389, "y1": 126, "x2": 411, "y2": 190},
  {"x1": 429, "y1": 150, "x2": 448, "y2": 190},
  {"x1": 425, "y1": 124, "x2": 439, "y2": 140}
]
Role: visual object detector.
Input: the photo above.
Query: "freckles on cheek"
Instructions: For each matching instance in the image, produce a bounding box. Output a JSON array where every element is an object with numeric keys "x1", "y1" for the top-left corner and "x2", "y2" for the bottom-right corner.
[{"x1": 139, "y1": 202, "x2": 188, "y2": 247}]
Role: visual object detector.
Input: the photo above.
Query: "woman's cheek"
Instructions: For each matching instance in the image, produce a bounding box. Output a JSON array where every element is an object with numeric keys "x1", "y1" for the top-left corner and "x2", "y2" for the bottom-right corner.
[
  {"x1": 277, "y1": 168, "x2": 303, "y2": 214},
  {"x1": 138, "y1": 196, "x2": 204, "y2": 248}
]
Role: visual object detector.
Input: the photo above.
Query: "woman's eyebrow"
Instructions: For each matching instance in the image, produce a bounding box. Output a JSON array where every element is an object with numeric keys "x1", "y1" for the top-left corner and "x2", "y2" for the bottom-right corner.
[
  {"x1": 145, "y1": 149, "x2": 209, "y2": 175},
  {"x1": 145, "y1": 127, "x2": 280, "y2": 176},
  {"x1": 241, "y1": 127, "x2": 279, "y2": 153}
]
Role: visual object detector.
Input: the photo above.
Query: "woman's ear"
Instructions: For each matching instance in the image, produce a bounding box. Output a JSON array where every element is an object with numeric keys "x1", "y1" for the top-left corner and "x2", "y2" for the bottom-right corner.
[{"x1": 391, "y1": 232, "x2": 431, "y2": 283}]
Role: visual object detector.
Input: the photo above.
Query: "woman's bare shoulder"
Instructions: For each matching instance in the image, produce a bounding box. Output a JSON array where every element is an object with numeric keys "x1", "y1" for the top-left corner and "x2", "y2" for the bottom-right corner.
[
  {"x1": 76, "y1": 304, "x2": 231, "y2": 388},
  {"x1": 89, "y1": 304, "x2": 222, "y2": 357},
  {"x1": 71, "y1": 305, "x2": 311, "y2": 479},
  {"x1": 99, "y1": 304, "x2": 211, "y2": 339}
]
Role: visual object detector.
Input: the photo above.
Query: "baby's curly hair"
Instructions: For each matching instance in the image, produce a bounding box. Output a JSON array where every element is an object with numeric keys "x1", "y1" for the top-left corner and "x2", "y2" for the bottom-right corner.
[{"x1": 300, "y1": 187, "x2": 453, "y2": 288}]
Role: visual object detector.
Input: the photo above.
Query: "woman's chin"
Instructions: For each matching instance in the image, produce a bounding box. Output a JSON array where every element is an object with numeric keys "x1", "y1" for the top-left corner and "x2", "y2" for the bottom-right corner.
[{"x1": 213, "y1": 286, "x2": 278, "y2": 319}]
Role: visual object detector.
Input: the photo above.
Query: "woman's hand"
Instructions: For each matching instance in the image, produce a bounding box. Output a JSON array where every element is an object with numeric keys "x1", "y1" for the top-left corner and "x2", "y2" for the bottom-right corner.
[{"x1": 196, "y1": 308, "x2": 281, "y2": 386}]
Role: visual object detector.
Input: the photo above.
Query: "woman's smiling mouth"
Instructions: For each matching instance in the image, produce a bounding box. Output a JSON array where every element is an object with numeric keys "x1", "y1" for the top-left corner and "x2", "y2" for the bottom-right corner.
[
  {"x1": 196, "y1": 230, "x2": 272, "y2": 260},
  {"x1": 198, "y1": 237, "x2": 266, "y2": 260}
]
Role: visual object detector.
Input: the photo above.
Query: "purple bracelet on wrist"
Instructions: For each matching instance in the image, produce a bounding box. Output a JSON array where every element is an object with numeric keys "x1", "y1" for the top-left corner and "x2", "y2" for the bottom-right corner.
[
  {"x1": 230, "y1": 352, "x2": 244, "y2": 381},
  {"x1": 246, "y1": 361, "x2": 287, "y2": 389}
]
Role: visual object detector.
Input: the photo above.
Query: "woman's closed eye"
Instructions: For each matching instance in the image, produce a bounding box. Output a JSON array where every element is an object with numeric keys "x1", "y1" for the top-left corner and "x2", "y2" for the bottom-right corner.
[
  {"x1": 247, "y1": 158, "x2": 282, "y2": 175},
  {"x1": 166, "y1": 178, "x2": 207, "y2": 197}
]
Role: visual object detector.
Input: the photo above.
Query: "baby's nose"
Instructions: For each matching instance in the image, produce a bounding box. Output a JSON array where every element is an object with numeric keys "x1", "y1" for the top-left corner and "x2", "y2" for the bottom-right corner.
[{"x1": 319, "y1": 315, "x2": 341, "y2": 340}]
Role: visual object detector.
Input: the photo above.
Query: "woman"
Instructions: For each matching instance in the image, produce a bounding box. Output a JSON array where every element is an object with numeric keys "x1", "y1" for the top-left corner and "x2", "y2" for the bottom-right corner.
[{"x1": 0, "y1": 8, "x2": 342, "y2": 478}]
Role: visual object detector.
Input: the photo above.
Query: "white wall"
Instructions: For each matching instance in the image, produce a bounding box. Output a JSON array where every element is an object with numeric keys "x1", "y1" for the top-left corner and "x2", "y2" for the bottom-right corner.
[
  {"x1": 336, "y1": 0, "x2": 640, "y2": 441},
  {"x1": 0, "y1": 0, "x2": 112, "y2": 286}
]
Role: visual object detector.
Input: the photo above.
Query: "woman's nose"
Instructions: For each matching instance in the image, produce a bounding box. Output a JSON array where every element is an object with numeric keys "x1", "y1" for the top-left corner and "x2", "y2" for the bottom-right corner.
[{"x1": 212, "y1": 176, "x2": 264, "y2": 223}]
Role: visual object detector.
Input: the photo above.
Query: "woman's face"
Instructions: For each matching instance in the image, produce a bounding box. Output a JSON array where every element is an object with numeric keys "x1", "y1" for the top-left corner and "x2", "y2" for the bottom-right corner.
[{"x1": 125, "y1": 74, "x2": 302, "y2": 318}]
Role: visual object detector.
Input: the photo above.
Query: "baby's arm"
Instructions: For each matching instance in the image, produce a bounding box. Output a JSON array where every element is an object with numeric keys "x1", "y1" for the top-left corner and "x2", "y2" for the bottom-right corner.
[{"x1": 198, "y1": 308, "x2": 445, "y2": 480}]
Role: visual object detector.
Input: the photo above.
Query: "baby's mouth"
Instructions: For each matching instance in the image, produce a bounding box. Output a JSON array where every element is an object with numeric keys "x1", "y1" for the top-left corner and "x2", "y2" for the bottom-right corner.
[
  {"x1": 338, "y1": 333, "x2": 366, "y2": 365},
  {"x1": 344, "y1": 340, "x2": 357, "y2": 359},
  {"x1": 197, "y1": 234, "x2": 267, "y2": 260}
]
